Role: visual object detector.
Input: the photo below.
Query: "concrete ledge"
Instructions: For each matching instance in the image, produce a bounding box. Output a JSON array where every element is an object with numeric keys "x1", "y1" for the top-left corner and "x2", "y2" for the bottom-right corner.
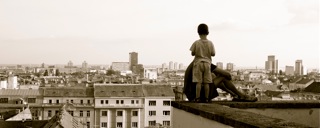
[
  {"x1": 212, "y1": 101, "x2": 320, "y2": 108},
  {"x1": 172, "y1": 101, "x2": 315, "y2": 128}
]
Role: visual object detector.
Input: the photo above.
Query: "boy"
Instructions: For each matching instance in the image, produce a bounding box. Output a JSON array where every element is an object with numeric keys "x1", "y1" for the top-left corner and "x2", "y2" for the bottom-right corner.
[{"x1": 190, "y1": 23, "x2": 215, "y2": 103}]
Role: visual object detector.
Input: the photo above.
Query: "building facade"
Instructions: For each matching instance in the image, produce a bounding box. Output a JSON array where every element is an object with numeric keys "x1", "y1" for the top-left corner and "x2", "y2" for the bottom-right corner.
[
  {"x1": 285, "y1": 66, "x2": 294, "y2": 76},
  {"x1": 129, "y1": 52, "x2": 138, "y2": 71},
  {"x1": 295, "y1": 60, "x2": 303, "y2": 76},
  {"x1": 111, "y1": 62, "x2": 130, "y2": 72},
  {"x1": 265, "y1": 55, "x2": 278, "y2": 75},
  {"x1": 216, "y1": 62, "x2": 223, "y2": 69}
]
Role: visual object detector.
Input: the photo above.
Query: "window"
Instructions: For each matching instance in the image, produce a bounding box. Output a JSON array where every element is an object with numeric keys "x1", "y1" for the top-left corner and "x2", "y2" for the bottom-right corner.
[
  {"x1": 80, "y1": 111, "x2": 83, "y2": 117},
  {"x1": 101, "y1": 122, "x2": 108, "y2": 127},
  {"x1": 132, "y1": 122, "x2": 138, "y2": 128},
  {"x1": 116, "y1": 100, "x2": 119, "y2": 104},
  {"x1": 149, "y1": 111, "x2": 156, "y2": 116},
  {"x1": 56, "y1": 100, "x2": 59, "y2": 104},
  {"x1": 105, "y1": 100, "x2": 108, "y2": 104},
  {"x1": 117, "y1": 111, "x2": 123, "y2": 116},
  {"x1": 80, "y1": 100, "x2": 83, "y2": 104},
  {"x1": 87, "y1": 100, "x2": 90, "y2": 104},
  {"x1": 163, "y1": 101, "x2": 170, "y2": 106},
  {"x1": 48, "y1": 110, "x2": 52, "y2": 117},
  {"x1": 131, "y1": 100, "x2": 134, "y2": 104},
  {"x1": 101, "y1": 100, "x2": 104, "y2": 104},
  {"x1": 49, "y1": 99, "x2": 52, "y2": 104},
  {"x1": 70, "y1": 100, "x2": 73, "y2": 103},
  {"x1": 0, "y1": 98, "x2": 8, "y2": 103},
  {"x1": 149, "y1": 101, "x2": 156, "y2": 106},
  {"x1": 87, "y1": 122, "x2": 90, "y2": 128},
  {"x1": 28, "y1": 98, "x2": 36, "y2": 103},
  {"x1": 163, "y1": 121, "x2": 170, "y2": 126},
  {"x1": 132, "y1": 111, "x2": 138, "y2": 116},
  {"x1": 136, "y1": 100, "x2": 139, "y2": 104},
  {"x1": 55, "y1": 110, "x2": 59, "y2": 115},
  {"x1": 101, "y1": 111, "x2": 108, "y2": 116},
  {"x1": 116, "y1": 122, "x2": 123, "y2": 128},
  {"x1": 66, "y1": 99, "x2": 69, "y2": 103},
  {"x1": 163, "y1": 111, "x2": 170, "y2": 116},
  {"x1": 87, "y1": 111, "x2": 90, "y2": 117},
  {"x1": 120, "y1": 100, "x2": 124, "y2": 104},
  {"x1": 68, "y1": 111, "x2": 74, "y2": 116},
  {"x1": 149, "y1": 121, "x2": 156, "y2": 126}
]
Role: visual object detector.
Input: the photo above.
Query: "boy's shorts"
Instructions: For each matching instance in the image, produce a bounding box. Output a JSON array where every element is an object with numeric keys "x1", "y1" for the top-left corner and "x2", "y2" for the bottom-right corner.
[{"x1": 192, "y1": 61, "x2": 212, "y2": 83}]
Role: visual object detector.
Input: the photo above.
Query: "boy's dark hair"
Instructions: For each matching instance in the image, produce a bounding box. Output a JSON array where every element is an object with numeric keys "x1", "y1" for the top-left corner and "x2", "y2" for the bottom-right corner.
[{"x1": 197, "y1": 23, "x2": 209, "y2": 35}]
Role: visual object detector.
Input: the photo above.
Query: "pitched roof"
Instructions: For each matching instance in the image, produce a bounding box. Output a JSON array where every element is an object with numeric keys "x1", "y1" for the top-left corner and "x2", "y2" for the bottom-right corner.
[
  {"x1": 264, "y1": 90, "x2": 283, "y2": 97},
  {"x1": 6, "y1": 107, "x2": 32, "y2": 121},
  {"x1": 142, "y1": 85, "x2": 175, "y2": 97},
  {"x1": 304, "y1": 82, "x2": 320, "y2": 93},
  {"x1": 94, "y1": 85, "x2": 144, "y2": 97},
  {"x1": 0, "y1": 120, "x2": 48, "y2": 128},
  {"x1": 43, "y1": 87, "x2": 94, "y2": 97},
  {"x1": 0, "y1": 89, "x2": 41, "y2": 96},
  {"x1": 43, "y1": 106, "x2": 79, "y2": 128},
  {"x1": 296, "y1": 78, "x2": 314, "y2": 84}
]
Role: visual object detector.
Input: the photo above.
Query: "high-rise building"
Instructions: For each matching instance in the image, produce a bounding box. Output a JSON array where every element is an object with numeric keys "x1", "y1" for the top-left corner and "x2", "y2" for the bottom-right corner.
[
  {"x1": 285, "y1": 66, "x2": 294, "y2": 76},
  {"x1": 174, "y1": 62, "x2": 178, "y2": 70},
  {"x1": 162, "y1": 63, "x2": 167, "y2": 69},
  {"x1": 82, "y1": 61, "x2": 88, "y2": 69},
  {"x1": 216, "y1": 62, "x2": 223, "y2": 69},
  {"x1": 41, "y1": 63, "x2": 45, "y2": 68},
  {"x1": 169, "y1": 61, "x2": 173, "y2": 70},
  {"x1": 265, "y1": 55, "x2": 278, "y2": 74},
  {"x1": 226, "y1": 63, "x2": 234, "y2": 71},
  {"x1": 295, "y1": 60, "x2": 303, "y2": 76},
  {"x1": 67, "y1": 61, "x2": 73, "y2": 67},
  {"x1": 179, "y1": 63, "x2": 184, "y2": 70},
  {"x1": 129, "y1": 52, "x2": 138, "y2": 70}
]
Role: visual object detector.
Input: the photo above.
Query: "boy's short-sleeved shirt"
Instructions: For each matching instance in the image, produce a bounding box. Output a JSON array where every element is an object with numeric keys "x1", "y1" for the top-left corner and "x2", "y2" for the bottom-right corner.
[{"x1": 190, "y1": 39, "x2": 215, "y2": 63}]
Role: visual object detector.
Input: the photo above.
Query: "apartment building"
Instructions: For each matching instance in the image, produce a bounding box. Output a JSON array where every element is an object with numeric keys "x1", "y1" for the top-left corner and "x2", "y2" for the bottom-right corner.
[
  {"x1": 143, "y1": 85, "x2": 175, "y2": 127},
  {"x1": 42, "y1": 87, "x2": 95, "y2": 128}
]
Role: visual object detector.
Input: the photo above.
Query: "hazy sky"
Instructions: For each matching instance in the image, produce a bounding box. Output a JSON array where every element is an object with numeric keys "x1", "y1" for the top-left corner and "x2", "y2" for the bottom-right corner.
[{"x1": 0, "y1": 0, "x2": 319, "y2": 69}]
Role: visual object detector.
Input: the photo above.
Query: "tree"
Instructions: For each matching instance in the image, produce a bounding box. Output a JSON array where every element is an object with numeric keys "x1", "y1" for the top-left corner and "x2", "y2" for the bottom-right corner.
[
  {"x1": 279, "y1": 70, "x2": 283, "y2": 75},
  {"x1": 44, "y1": 70, "x2": 48, "y2": 76},
  {"x1": 106, "y1": 69, "x2": 119, "y2": 76},
  {"x1": 56, "y1": 69, "x2": 60, "y2": 76}
]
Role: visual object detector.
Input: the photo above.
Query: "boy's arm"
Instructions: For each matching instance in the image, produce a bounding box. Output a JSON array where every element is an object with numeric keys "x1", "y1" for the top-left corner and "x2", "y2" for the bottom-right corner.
[
  {"x1": 211, "y1": 43, "x2": 215, "y2": 57},
  {"x1": 190, "y1": 42, "x2": 196, "y2": 56},
  {"x1": 212, "y1": 68, "x2": 232, "y2": 80}
]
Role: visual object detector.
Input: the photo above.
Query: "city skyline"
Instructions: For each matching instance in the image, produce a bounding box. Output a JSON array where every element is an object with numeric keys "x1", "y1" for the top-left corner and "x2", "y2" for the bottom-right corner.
[{"x1": 0, "y1": 0, "x2": 319, "y2": 69}]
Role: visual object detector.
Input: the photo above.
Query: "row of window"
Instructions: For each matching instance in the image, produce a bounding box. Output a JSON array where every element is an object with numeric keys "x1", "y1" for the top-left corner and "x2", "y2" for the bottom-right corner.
[
  {"x1": 0, "y1": 98, "x2": 171, "y2": 107},
  {"x1": 101, "y1": 121, "x2": 170, "y2": 128},
  {"x1": 149, "y1": 121, "x2": 171, "y2": 126},
  {"x1": 101, "y1": 110, "x2": 139, "y2": 116},
  {"x1": 47, "y1": 110, "x2": 90, "y2": 117},
  {"x1": 148, "y1": 100, "x2": 171, "y2": 106},
  {"x1": 101, "y1": 122, "x2": 138, "y2": 128},
  {"x1": 48, "y1": 99, "x2": 91, "y2": 104},
  {"x1": 0, "y1": 98, "x2": 36, "y2": 104},
  {"x1": 100, "y1": 110, "x2": 170, "y2": 117},
  {"x1": 149, "y1": 111, "x2": 170, "y2": 116}
]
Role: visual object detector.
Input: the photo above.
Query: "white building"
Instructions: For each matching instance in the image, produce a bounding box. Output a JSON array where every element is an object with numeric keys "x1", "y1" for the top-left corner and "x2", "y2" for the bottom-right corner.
[
  {"x1": 8, "y1": 75, "x2": 18, "y2": 89},
  {"x1": 144, "y1": 68, "x2": 158, "y2": 80},
  {"x1": 0, "y1": 80, "x2": 7, "y2": 89}
]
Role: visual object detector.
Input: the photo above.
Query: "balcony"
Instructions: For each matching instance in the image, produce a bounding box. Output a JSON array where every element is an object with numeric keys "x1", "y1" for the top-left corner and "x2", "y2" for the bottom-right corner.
[
  {"x1": 94, "y1": 104, "x2": 144, "y2": 108},
  {"x1": 42, "y1": 103, "x2": 94, "y2": 108},
  {"x1": 172, "y1": 101, "x2": 320, "y2": 128}
]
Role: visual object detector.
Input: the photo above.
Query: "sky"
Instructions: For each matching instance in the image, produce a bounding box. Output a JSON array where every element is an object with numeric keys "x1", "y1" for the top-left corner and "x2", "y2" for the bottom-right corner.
[{"x1": 0, "y1": 0, "x2": 319, "y2": 69}]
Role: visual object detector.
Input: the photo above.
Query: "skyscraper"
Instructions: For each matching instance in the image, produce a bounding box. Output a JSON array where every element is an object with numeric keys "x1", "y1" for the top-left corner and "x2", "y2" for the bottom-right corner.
[
  {"x1": 295, "y1": 60, "x2": 303, "y2": 76},
  {"x1": 226, "y1": 63, "x2": 234, "y2": 71},
  {"x1": 265, "y1": 55, "x2": 278, "y2": 75},
  {"x1": 82, "y1": 61, "x2": 88, "y2": 69},
  {"x1": 169, "y1": 61, "x2": 173, "y2": 70},
  {"x1": 129, "y1": 52, "x2": 138, "y2": 70},
  {"x1": 179, "y1": 63, "x2": 184, "y2": 70},
  {"x1": 174, "y1": 62, "x2": 178, "y2": 70},
  {"x1": 216, "y1": 62, "x2": 223, "y2": 69},
  {"x1": 285, "y1": 66, "x2": 294, "y2": 76}
]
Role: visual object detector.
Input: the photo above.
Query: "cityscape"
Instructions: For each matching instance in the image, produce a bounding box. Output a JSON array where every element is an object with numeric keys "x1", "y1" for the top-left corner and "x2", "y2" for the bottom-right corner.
[
  {"x1": 0, "y1": 51, "x2": 319, "y2": 127},
  {"x1": 0, "y1": 0, "x2": 319, "y2": 128}
]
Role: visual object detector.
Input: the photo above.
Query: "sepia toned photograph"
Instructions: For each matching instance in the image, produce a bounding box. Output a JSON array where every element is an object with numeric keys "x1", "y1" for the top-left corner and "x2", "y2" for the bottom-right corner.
[{"x1": 0, "y1": 0, "x2": 319, "y2": 127}]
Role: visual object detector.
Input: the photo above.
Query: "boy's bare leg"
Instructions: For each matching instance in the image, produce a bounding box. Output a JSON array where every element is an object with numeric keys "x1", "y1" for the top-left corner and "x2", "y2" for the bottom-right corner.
[
  {"x1": 196, "y1": 83, "x2": 202, "y2": 99},
  {"x1": 217, "y1": 83, "x2": 237, "y2": 97},
  {"x1": 203, "y1": 83, "x2": 209, "y2": 99}
]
